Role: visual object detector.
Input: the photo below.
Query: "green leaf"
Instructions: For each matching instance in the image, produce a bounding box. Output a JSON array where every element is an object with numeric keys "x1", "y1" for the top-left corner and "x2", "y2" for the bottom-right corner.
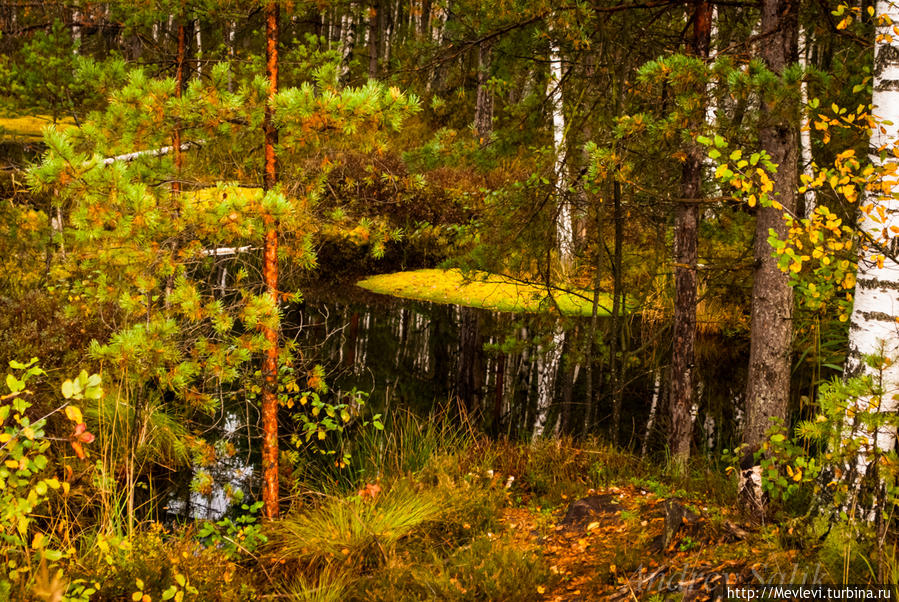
[
  {"x1": 61, "y1": 380, "x2": 75, "y2": 399},
  {"x1": 713, "y1": 134, "x2": 726, "y2": 149},
  {"x1": 5, "y1": 374, "x2": 22, "y2": 393}
]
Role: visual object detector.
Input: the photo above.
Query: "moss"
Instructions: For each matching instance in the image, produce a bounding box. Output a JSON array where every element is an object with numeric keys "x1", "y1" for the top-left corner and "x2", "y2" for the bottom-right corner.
[
  {"x1": 356, "y1": 269, "x2": 612, "y2": 316},
  {"x1": 0, "y1": 114, "x2": 76, "y2": 140}
]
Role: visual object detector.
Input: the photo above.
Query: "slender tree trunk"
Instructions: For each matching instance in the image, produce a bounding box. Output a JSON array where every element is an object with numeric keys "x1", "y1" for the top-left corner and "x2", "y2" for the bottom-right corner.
[
  {"x1": 72, "y1": 7, "x2": 82, "y2": 52},
  {"x1": 584, "y1": 200, "x2": 603, "y2": 435},
  {"x1": 702, "y1": 6, "x2": 719, "y2": 200},
  {"x1": 227, "y1": 20, "x2": 236, "y2": 92},
  {"x1": 799, "y1": 26, "x2": 816, "y2": 217},
  {"x1": 670, "y1": 0, "x2": 711, "y2": 466},
  {"x1": 743, "y1": 0, "x2": 799, "y2": 450},
  {"x1": 609, "y1": 179, "x2": 624, "y2": 445},
  {"x1": 261, "y1": 1, "x2": 280, "y2": 521},
  {"x1": 547, "y1": 27, "x2": 574, "y2": 273},
  {"x1": 455, "y1": 306, "x2": 484, "y2": 417},
  {"x1": 368, "y1": 0, "x2": 379, "y2": 79},
  {"x1": 172, "y1": 20, "x2": 186, "y2": 196},
  {"x1": 195, "y1": 18, "x2": 202, "y2": 78},
  {"x1": 642, "y1": 368, "x2": 662, "y2": 457},
  {"x1": 493, "y1": 351, "x2": 505, "y2": 435},
  {"x1": 533, "y1": 324, "x2": 565, "y2": 439},
  {"x1": 339, "y1": 6, "x2": 357, "y2": 80},
  {"x1": 474, "y1": 40, "x2": 494, "y2": 145},
  {"x1": 843, "y1": 0, "x2": 899, "y2": 493}
]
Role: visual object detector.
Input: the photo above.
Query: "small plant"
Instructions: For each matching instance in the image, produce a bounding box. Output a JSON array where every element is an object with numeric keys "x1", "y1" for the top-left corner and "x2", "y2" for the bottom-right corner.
[
  {"x1": 196, "y1": 501, "x2": 268, "y2": 559},
  {"x1": 0, "y1": 359, "x2": 99, "y2": 598}
]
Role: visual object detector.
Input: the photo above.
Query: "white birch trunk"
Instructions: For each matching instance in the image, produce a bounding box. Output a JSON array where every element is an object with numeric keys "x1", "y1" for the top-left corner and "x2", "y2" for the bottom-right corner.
[
  {"x1": 430, "y1": 0, "x2": 447, "y2": 44},
  {"x1": 410, "y1": 0, "x2": 421, "y2": 36},
  {"x1": 702, "y1": 6, "x2": 719, "y2": 205},
  {"x1": 195, "y1": 20, "x2": 203, "y2": 78},
  {"x1": 227, "y1": 21, "x2": 236, "y2": 92},
  {"x1": 339, "y1": 7, "x2": 357, "y2": 79},
  {"x1": 642, "y1": 368, "x2": 662, "y2": 457},
  {"x1": 547, "y1": 29, "x2": 573, "y2": 272},
  {"x1": 532, "y1": 324, "x2": 565, "y2": 439},
  {"x1": 72, "y1": 8, "x2": 82, "y2": 53},
  {"x1": 799, "y1": 27, "x2": 817, "y2": 217},
  {"x1": 844, "y1": 0, "x2": 899, "y2": 489}
]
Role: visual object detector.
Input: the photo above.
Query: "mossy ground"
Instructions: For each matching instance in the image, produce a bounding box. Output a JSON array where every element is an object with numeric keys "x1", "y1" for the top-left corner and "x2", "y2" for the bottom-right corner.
[
  {"x1": 0, "y1": 114, "x2": 76, "y2": 140},
  {"x1": 357, "y1": 268, "x2": 612, "y2": 316}
]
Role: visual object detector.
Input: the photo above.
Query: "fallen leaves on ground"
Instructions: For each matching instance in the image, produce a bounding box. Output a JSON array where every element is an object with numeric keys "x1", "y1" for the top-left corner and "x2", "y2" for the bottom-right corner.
[{"x1": 496, "y1": 485, "x2": 802, "y2": 601}]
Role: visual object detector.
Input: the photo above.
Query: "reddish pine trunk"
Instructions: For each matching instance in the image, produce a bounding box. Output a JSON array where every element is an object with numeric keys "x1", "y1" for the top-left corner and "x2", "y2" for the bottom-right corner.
[
  {"x1": 669, "y1": 0, "x2": 711, "y2": 463},
  {"x1": 262, "y1": 1, "x2": 280, "y2": 521}
]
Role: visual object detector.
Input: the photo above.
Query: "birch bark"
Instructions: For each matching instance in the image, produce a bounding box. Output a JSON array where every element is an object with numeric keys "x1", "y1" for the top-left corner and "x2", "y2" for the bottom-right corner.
[
  {"x1": 843, "y1": 0, "x2": 899, "y2": 480},
  {"x1": 547, "y1": 28, "x2": 573, "y2": 272}
]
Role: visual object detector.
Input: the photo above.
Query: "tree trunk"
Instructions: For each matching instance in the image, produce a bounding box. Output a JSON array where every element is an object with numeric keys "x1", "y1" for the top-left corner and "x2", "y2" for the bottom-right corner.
[
  {"x1": 227, "y1": 20, "x2": 236, "y2": 92},
  {"x1": 368, "y1": 0, "x2": 379, "y2": 79},
  {"x1": 455, "y1": 306, "x2": 484, "y2": 416},
  {"x1": 743, "y1": 0, "x2": 799, "y2": 450},
  {"x1": 670, "y1": 0, "x2": 711, "y2": 464},
  {"x1": 609, "y1": 179, "x2": 624, "y2": 445},
  {"x1": 533, "y1": 324, "x2": 565, "y2": 439},
  {"x1": 172, "y1": 20, "x2": 186, "y2": 197},
  {"x1": 642, "y1": 368, "x2": 662, "y2": 457},
  {"x1": 843, "y1": 0, "x2": 899, "y2": 491},
  {"x1": 547, "y1": 27, "x2": 574, "y2": 273},
  {"x1": 261, "y1": 1, "x2": 280, "y2": 521},
  {"x1": 474, "y1": 40, "x2": 494, "y2": 145},
  {"x1": 799, "y1": 26, "x2": 816, "y2": 217},
  {"x1": 339, "y1": 5, "x2": 357, "y2": 80},
  {"x1": 195, "y1": 18, "x2": 202, "y2": 78}
]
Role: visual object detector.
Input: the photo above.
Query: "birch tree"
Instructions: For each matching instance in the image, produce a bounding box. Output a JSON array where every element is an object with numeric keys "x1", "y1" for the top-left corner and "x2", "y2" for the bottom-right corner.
[
  {"x1": 843, "y1": 0, "x2": 899, "y2": 485},
  {"x1": 546, "y1": 24, "x2": 574, "y2": 273}
]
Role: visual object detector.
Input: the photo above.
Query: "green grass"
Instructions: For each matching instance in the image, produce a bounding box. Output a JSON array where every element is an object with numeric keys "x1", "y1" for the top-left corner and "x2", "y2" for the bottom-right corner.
[{"x1": 356, "y1": 269, "x2": 612, "y2": 316}]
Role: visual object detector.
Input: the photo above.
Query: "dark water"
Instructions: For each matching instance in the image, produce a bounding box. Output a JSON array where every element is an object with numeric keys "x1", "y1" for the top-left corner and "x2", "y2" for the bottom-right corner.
[
  {"x1": 289, "y1": 286, "x2": 753, "y2": 449},
  {"x1": 168, "y1": 284, "x2": 757, "y2": 520}
]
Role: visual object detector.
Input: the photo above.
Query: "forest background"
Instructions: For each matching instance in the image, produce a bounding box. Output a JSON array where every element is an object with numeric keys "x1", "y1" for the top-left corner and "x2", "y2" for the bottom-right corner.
[{"x1": 1, "y1": 0, "x2": 898, "y2": 599}]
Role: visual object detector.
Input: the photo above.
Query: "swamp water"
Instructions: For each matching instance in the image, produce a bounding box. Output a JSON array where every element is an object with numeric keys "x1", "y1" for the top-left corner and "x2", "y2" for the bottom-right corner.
[{"x1": 169, "y1": 284, "x2": 752, "y2": 520}]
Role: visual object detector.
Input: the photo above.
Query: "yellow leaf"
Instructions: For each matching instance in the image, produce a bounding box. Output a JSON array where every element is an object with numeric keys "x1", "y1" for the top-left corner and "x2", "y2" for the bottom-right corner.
[
  {"x1": 586, "y1": 521, "x2": 600, "y2": 531},
  {"x1": 22, "y1": 427, "x2": 34, "y2": 440},
  {"x1": 65, "y1": 405, "x2": 83, "y2": 424},
  {"x1": 536, "y1": 586, "x2": 546, "y2": 594}
]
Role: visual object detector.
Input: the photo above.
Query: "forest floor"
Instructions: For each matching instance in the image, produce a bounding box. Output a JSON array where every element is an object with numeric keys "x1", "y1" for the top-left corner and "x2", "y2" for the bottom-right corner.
[
  {"x1": 253, "y1": 433, "x2": 883, "y2": 602},
  {"x1": 500, "y1": 483, "x2": 796, "y2": 602}
]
